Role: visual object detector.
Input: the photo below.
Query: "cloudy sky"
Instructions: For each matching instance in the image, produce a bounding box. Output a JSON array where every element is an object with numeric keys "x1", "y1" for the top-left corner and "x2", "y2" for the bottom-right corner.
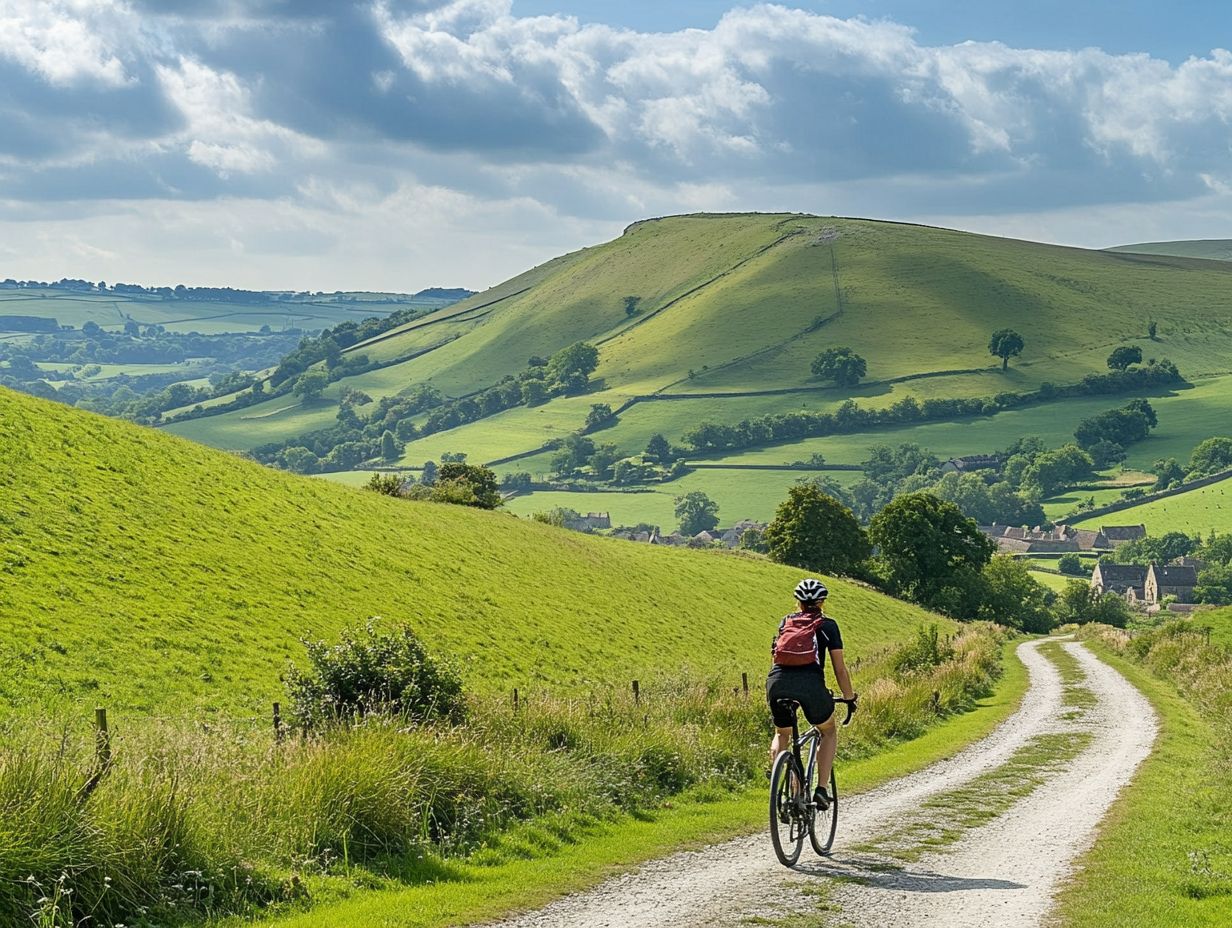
[{"x1": 2, "y1": 0, "x2": 1231, "y2": 291}]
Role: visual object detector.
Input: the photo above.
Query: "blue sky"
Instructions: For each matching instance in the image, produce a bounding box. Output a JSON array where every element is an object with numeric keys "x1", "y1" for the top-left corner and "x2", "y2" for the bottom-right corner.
[
  {"x1": 515, "y1": 1, "x2": 1226, "y2": 63},
  {"x1": 1, "y1": 1, "x2": 1230, "y2": 290}
]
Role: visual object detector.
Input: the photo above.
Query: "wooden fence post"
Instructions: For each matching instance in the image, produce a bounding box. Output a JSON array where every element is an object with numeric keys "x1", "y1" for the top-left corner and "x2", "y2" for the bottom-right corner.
[
  {"x1": 632, "y1": 680, "x2": 640, "y2": 705},
  {"x1": 931, "y1": 691, "x2": 941, "y2": 714},
  {"x1": 741, "y1": 672, "x2": 749, "y2": 697},
  {"x1": 94, "y1": 707, "x2": 111, "y2": 768},
  {"x1": 512, "y1": 687, "x2": 520, "y2": 711},
  {"x1": 272, "y1": 702, "x2": 284, "y2": 744}
]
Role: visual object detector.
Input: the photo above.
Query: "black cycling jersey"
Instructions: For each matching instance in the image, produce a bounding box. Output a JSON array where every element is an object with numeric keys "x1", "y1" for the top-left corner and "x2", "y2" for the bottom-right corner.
[{"x1": 766, "y1": 610, "x2": 844, "y2": 727}]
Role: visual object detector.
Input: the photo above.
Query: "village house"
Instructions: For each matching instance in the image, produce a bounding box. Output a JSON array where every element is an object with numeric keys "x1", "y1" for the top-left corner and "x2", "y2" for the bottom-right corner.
[
  {"x1": 563, "y1": 511, "x2": 611, "y2": 532},
  {"x1": 719, "y1": 519, "x2": 767, "y2": 548},
  {"x1": 940, "y1": 454, "x2": 1002, "y2": 475},
  {"x1": 1144, "y1": 563, "x2": 1198, "y2": 604},
  {"x1": 980, "y1": 523, "x2": 1110, "y2": 554},
  {"x1": 1099, "y1": 524, "x2": 1147, "y2": 547},
  {"x1": 1090, "y1": 563, "x2": 1148, "y2": 600}
]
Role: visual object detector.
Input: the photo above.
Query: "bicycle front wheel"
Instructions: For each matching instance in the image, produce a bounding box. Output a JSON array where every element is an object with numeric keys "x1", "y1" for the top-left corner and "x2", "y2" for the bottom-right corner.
[
  {"x1": 809, "y1": 767, "x2": 838, "y2": 856},
  {"x1": 769, "y1": 750, "x2": 807, "y2": 866}
]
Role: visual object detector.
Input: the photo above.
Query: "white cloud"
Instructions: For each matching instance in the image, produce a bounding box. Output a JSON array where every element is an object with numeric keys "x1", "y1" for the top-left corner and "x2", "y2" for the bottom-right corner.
[
  {"x1": 0, "y1": 0, "x2": 135, "y2": 86},
  {"x1": 2, "y1": 0, "x2": 1232, "y2": 287}
]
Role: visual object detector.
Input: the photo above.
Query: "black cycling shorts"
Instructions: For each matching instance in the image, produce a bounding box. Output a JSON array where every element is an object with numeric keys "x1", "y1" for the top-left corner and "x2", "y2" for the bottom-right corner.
[{"x1": 767, "y1": 665, "x2": 835, "y2": 728}]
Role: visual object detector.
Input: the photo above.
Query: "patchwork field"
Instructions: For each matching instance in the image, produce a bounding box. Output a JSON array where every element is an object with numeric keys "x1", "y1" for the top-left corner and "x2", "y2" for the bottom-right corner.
[{"x1": 168, "y1": 215, "x2": 1232, "y2": 473}]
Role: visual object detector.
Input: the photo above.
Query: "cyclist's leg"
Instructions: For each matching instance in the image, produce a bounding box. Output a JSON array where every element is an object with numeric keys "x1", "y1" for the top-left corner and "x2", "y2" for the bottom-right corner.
[
  {"x1": 770, "y1": 726, "x2": 792, "y2": 770},
  {"x1": 813, "y1": 716, "x2": 838, "y2": 790}
]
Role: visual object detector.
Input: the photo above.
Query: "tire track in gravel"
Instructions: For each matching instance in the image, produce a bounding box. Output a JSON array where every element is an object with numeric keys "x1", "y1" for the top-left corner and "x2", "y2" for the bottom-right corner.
[{"x1": 483, "y1": 638, "x2": 1156, "y2": 928}]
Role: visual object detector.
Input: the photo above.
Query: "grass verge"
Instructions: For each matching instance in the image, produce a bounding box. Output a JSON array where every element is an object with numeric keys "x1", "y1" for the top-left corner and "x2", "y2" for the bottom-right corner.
[
  {"x1": 244, "y1": 636, "x2": 1029, "y2": 928},
  {"x1": 1053, "y1": 626, "x2": 1232, "y2": 927}
]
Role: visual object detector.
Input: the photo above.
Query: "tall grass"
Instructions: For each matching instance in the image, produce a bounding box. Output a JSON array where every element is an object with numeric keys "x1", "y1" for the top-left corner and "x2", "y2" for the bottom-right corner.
[
  {"x1": 0, "y1": 624, "x2": 1006, "y2": 927},
  {"x1": 1077, "y1": 620, "x2": 1232, "y2": 763}
]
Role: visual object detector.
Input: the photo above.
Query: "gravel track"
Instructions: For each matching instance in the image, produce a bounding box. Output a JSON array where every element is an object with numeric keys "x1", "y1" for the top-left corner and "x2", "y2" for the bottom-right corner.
[{"x1": 484, "y1": 639, "x2": 1157, "y2": 928}]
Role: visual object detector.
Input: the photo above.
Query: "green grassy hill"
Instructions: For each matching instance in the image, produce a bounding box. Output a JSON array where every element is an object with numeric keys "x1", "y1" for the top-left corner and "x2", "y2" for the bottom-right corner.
[
  {"x1": 0, "y1": 387, "x2": 945, "y2": 715},
  {"x1": 161, "y1": 213, "x2": 1232, "y2": 527},
  {"x1": 1071, "y1": 473, "x2": 1232, "y2": 536},
  {"x1": 1107, "y1": 240, "x2": 1232, "y2": 262}
]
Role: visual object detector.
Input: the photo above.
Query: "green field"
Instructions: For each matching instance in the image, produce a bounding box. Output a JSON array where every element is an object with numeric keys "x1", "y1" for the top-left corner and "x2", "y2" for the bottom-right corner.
[
  {"x1": 0, "y1": 387, "x2": 949, "y2": 715},
  {"x1": 167, "y1": 215, "x2": 1232, "y2": 476},
  {"x1": 0, "y1": 288, "x2": 456, "y2": 334},
  {"x1": 1072, "y1": 473, "x2": 1232, "y2": 536}
]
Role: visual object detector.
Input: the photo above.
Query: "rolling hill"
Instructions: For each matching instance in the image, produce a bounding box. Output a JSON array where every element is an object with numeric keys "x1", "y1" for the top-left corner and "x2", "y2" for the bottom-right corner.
[
  {"x1": 162, "y1": 213, "x2": 1232, "y2": 526},
  {"x1": 0, "y1": 386, "x2": 945, "y2": 716},
  {"x1": 1107, "y1": 240, "x2": 1232, "y2": 262}
]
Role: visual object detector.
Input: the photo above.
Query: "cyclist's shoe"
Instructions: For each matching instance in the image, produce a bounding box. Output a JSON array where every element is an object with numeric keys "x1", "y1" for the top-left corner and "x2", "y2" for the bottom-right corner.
[
  {"x1": 813, "y1": 786, "x2": 832, "y2": 811},
  {"x1": 777, "y1": 799, "x2": 791, "y2": 824}
]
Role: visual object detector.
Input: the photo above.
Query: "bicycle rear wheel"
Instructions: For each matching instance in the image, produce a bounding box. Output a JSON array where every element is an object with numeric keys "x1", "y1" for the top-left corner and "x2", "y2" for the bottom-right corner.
[
  {"x1": 769, "y1": 750, "x2": 807, "y2": 866},
  {"x1": 809, "y1": 767, "x2": 838, "y2": 855}
]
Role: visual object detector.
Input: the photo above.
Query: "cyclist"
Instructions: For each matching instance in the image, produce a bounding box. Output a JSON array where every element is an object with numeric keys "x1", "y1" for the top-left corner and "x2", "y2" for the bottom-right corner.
[{"x1": 767, "y1": 578, "x2": 856, "y2": 810}]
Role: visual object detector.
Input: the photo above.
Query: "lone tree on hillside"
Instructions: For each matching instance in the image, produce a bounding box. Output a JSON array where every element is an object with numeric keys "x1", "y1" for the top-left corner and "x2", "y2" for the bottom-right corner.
[
  {"x1": 985, "y1": 325, "x2": 1025, "y2": 369},
  {"x1": 764, "y1": 481, "x2": 870, "y2": 576},
  {"x1": 674, "y1": 491, "x2": 719, "y2": 535},
  {"x1": 584, "y1": 403, "x2": 615, "y2": 432},
  {"x1": 381, "y1": 429, "x2": 400, "y2": 462},
  {"x1": 988, "y1": 329, "x2": 1025, "y2": 371},
  {"x1": 811, "y1": 347, "x2": 867, "y2": 386},
  {"x1": 645, "y1": 433, "x2": 675, "y2": 464},
  {"x1": 1107, "y1": 345, "x2": 1143, "y2": 371}
]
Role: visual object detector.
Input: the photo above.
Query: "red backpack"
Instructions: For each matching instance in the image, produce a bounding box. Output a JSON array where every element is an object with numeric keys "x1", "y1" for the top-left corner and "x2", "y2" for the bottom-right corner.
[{"x1": 773, "y1": 612, "x2": 828, "y2": 667}]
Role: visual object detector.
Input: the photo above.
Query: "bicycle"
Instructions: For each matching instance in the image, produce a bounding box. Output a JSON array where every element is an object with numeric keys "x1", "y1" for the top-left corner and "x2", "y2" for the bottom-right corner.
[{"x1": 769, "y1": 695, "x2": 856, "y2": 866}]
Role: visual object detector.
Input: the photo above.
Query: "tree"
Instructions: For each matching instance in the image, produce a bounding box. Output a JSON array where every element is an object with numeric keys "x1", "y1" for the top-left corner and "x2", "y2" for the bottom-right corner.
[
  {"x1": 1188, "y1": 437, "x2": 1232, "y2": 476},
  {"x1": 623, "y1": 295, "x2": 640, "y2": 316},
  {"x1": 1195, "y1": 563, "x2": 1232, "y2": 605},
  {"x1": 645, "y1": 433, "x2": 674, "y2": 464},
  {"x1": 674, "y1": 491, "x2": 719, "y2": 535},
  {"x1": 585, "y1": 403, "x2": 615, "y2": 432},
  {"x1": 420, "y1": 462, "x2": 503, "y2": 509},
  {"x1": 1152, "y1": 457, "x2": 1185, "y2": 490},
  {"x1": 293, "y1": 369, "x2": 329, "y2": 402},
  {"x1": 1114, "y1": 531, "x2": 1195, "y2": 566},
  {"x1": 868, "y1": 493, "x2": 996, "y2": 618},
  {"x1": 551, "y1": 433, "x2": 595, "y2": 477},
  {"x1": 764, "y1": 482, "x2": 870, "y2": 575},
  {"x1": 1053, "y1": 581, "x2": 1130, "y2": 628},
  {"x1": 421, "y1": 460, "x2": 438, "y2": 486},
  {"x1": 381, "y1": 429, "x2": 400, "y2": 462},
  {"x1": 588, "y1": 443, "x2": 620, "y2": 480},
  {"x1": 1057, "y1": 553, "x2": 1084, "y2": 576},
  {"x1": 547, "y1": 342, "x2": 600, "y2": 394},
  {"x1": 1021, "y1": 444, "x2": 1095, "y2": 497},
  {"x1": 988, "y1": 329, "x2": 1025, "y2": 371},
  {"x1": 521, "y1": 379, "x2": 548, "y2": 406},
  {"x1": 1107, "y1": 345, "x2": 1143, "y2": 371},
  {"x1": 281, "y1": 446, "x2": 321, "y2": 474},
  {"x1": 1147, "y1": 319, "x2": 1158, "y2": 340},
  {"x1": 980, "y1": 556, "x2": 1053, "y2": 633},
  {"x1": 810, "y1": 347, "x2": 867, "y2": 386}
]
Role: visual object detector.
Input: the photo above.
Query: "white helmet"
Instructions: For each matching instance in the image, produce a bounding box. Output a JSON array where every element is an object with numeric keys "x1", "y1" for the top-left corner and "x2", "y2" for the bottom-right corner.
[{"x1": 793, "y1": 578, "x2": 828, "y2": 603}]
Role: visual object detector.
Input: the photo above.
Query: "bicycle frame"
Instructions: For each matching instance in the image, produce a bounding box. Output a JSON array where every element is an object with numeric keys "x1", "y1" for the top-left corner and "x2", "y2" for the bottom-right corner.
[{"x1": 777, "y1": 694, "x2": 856, "y2": 798}]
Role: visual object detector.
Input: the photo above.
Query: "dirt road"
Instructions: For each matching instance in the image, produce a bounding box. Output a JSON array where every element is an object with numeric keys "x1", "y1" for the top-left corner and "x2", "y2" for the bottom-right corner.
[{"x1": 484, "y1": 638, "x2": 1156, "y2": 928}]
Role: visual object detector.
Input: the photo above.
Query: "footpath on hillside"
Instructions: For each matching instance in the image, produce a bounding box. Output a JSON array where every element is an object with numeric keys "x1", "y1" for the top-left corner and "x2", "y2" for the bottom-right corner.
[{"x1": 482, "y1": 638, "x2": 1156, "y2": 928}]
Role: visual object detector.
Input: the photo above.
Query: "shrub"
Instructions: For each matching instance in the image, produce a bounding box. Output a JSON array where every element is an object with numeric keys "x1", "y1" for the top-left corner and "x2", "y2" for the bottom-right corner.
[
  {"x1": 285, "y1": 619, "x2": 466, "y2": 729},
  {"x1": 1058, "y1": 553, "x2": 1084, "y2": 575},
  {"x1": 892, "y1": 623, "x2": 955, "y2": 676}
]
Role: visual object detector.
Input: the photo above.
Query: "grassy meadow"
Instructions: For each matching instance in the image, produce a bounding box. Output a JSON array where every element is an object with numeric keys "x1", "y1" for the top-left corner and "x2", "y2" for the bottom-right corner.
[
  {"x1": 1071, "y1": 475, "x2": 1232, "y2": 537},
  {"x1": 0, "y1": 387, "x2": 946, "y2": 716}
]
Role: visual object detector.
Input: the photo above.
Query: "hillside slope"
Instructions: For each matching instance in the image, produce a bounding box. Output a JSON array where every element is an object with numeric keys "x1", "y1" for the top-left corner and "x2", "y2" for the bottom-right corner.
[
  {"x1": 1107, "y1": 240, "x2": 1232, "y2": 262},
  {"x1": 166, "y1": 213, "x2": 1232, "y2": 456},
  {"x1": 0, "y1": 387, "x2": 944, "y2": 715}
]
